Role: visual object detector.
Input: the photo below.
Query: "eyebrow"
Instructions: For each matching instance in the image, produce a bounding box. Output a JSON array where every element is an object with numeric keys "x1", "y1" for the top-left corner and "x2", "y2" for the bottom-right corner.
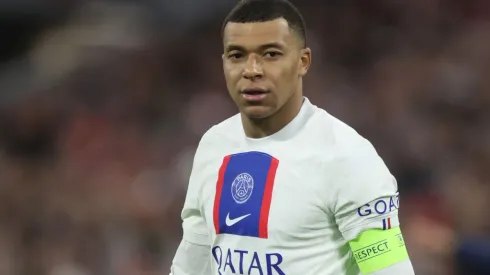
[{"x1": 225, "y1": 42, "x2": 285, "y2": 53}]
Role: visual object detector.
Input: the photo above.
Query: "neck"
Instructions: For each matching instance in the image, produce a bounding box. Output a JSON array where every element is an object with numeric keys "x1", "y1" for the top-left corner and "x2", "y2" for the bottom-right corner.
[{"x1": 242, "y1": 88, "x2": 303, "y2": 139}]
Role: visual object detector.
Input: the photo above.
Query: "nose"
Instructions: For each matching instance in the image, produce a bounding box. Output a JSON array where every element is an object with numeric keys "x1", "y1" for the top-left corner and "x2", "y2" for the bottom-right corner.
[{"x1": 242, "y1": 55, "x2": 263, "y2": 80}]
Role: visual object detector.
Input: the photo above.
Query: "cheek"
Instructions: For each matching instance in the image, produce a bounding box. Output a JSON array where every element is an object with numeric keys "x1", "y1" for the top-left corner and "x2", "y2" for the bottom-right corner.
[
  {"x1": 224, "y1": 65, "x2": 241, "y2": 82},
  {"x1": 273, "y1": 62, "x2": 298, "y2": 84}
]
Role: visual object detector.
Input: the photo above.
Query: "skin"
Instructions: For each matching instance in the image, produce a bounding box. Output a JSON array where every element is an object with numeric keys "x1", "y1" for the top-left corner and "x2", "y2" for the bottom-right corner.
[{"x1": 222, "y1": 18, "x2": 312, "y2": 138}]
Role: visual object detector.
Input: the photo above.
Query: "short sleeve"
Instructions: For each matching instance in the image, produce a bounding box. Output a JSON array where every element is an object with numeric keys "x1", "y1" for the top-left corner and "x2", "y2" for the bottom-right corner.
[
  {"x1": 181, "y1": 133, "x2": 214, "y2": 246},
  {"x1": 329, "y1": 141, "x2": 401, "y2": 242}
]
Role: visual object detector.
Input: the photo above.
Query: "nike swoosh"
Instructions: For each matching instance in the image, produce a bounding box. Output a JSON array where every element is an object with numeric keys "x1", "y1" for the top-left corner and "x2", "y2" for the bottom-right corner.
[{"x1": 225, "y1": 213, "x2": 251, "y2": 226}]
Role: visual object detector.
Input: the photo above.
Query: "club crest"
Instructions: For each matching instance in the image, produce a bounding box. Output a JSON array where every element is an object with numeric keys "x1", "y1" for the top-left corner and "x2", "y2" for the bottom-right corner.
[{"x1": 231, "y1": 173, "x2": 254, "y2": 204}]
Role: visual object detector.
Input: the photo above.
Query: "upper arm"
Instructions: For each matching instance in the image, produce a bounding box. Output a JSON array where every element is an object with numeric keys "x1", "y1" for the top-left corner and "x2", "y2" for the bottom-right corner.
[
  {"x1": 328, "y1": 140, "x2": 412, "y2": 274},
  {"x1": 181, "y1": 131, "x2": 215, "y2": 246},
  {"x1": 181, "y1": 183, "x2": 209, "y2": 246},
  {"x1": 173, "y1": 131, "x2": 218, "y2": 274},
  {"x1": 331, "y1": 141, "x2": 400, "y2": 240}
]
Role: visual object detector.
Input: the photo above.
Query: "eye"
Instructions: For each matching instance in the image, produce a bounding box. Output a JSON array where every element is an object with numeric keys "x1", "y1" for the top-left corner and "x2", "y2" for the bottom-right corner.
[
  {"x1": 228, "y1": 52, "x2": 243, "y2": 60},
  {"x1": 264, "y1": 51, "x2": 282, "y2": 59}
]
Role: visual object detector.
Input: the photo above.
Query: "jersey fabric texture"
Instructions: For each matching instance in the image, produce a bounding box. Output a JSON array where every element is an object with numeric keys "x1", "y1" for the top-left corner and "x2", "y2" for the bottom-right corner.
[{"x1": 181, "y1": 97, "x2": 402, "y2": 275}]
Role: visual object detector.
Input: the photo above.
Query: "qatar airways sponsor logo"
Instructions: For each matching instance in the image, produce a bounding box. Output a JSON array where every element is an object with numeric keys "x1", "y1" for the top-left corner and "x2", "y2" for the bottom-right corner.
[
  {"x1": 212, "y1": 245, "x2": 285, "y2": 275},
  {"x1": 357, "y1": 193, "x2": 400, "y2": 217}
]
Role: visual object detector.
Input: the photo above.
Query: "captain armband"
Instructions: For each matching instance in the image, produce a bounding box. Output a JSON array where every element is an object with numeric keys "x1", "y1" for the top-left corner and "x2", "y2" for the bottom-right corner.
[{"x1": 348, "y1": 226, "x2": 409, "y2": 274}]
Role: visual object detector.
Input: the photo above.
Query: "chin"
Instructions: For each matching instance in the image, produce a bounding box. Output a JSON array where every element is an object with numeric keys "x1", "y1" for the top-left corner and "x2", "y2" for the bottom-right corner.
[{"x1": 241, "y1": 105, "x2": 275, "y2": 120}]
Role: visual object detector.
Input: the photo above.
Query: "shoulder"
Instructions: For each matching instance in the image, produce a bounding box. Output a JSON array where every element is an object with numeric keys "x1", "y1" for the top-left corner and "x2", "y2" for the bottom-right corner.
[
  {"x1": 194, "y1": 113, "x2": 242, "y2": 161},
  {"x1": 308, "y1": 106, "x2": 378, "y2": 162},
  {"x1": 211, "y1": 112, "x2": 243, "y2": 137},
  {"x1": 309, "y1": 109, "x2": 397, "y2": 217},
  {"x1": 311, "y1": 106, "x2": 391, "y2": 183}
]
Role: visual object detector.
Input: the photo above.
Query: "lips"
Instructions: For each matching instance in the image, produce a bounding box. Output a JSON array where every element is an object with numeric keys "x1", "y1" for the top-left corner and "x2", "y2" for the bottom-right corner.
[
  {"x1": 240, "y1": 88, "x2": 269, "y2": 95},
  {"x1": 240, "y1": 88, "x2": 269, "y2": 101}
]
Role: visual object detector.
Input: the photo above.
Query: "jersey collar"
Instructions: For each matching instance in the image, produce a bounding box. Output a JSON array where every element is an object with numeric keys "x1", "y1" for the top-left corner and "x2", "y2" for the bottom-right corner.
[{"x1": 243, "y1": 97, "x2": 315, "y2": 142}]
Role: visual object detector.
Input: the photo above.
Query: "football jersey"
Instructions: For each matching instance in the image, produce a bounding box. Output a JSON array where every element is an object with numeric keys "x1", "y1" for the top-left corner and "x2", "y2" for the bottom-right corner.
[{"x1": 181, "y1": 97, "x2": 401, "y2": 275}]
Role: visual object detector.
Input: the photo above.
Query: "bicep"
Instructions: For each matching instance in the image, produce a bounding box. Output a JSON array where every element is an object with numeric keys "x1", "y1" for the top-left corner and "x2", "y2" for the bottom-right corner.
[
  {"x1": 181, "y1": 142, "x2": 210, "y2": 245},
  {"x1": 331, "y1": 142, "x2": 400, "y2": 240}
]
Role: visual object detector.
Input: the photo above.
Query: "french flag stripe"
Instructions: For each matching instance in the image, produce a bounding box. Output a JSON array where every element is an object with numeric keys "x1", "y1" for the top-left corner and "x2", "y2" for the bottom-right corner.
[{"x1": 382, "y1": 218, "x2": 392, "y2": 230}]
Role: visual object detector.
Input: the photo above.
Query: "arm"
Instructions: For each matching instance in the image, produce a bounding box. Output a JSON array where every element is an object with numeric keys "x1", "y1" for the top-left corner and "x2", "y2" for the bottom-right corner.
[
  {"x1": 170, "y1": 240, "x2": 210, "y2": 275},
  {"x1": 348, "y1": 227, "x2": 414, "y2": 275},
  {"x1": 170, "y1": 135, "x2": 213, "y2": 275},
  {"x1": 329, "y1": 141, "x2": 415, "y2": 275},
  {"x1": 170, "y1": 203, "x2": 212, "y2": 275}
]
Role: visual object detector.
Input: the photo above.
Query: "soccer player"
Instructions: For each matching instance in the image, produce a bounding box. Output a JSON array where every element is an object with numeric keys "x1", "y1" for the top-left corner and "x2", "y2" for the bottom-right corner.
[{"x1": 170, "y1": 0, "x2": 415, "y2": 274}]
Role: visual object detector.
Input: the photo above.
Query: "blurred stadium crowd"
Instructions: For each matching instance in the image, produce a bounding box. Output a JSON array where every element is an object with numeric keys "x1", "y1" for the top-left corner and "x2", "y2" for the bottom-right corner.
[{"x1": 0, "y1": 0, "x2": 489, "y2": 274}]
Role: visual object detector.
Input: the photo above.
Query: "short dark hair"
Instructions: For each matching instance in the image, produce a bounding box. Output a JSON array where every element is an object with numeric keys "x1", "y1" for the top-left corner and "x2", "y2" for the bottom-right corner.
[{"x1": 222, "y1": 0, "x2": 307, "y2": 48}]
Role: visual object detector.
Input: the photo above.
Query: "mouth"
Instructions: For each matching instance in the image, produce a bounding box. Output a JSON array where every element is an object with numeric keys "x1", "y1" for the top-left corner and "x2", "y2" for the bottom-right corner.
[{"x1": 240, "y1": 89, "x2": 269, "y2": 101}]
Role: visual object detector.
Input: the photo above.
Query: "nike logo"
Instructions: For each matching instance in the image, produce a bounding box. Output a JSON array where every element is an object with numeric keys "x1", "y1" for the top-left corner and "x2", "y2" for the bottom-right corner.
[{"x1": 225, "y1": 213, "x2": 251, "y2": 226}]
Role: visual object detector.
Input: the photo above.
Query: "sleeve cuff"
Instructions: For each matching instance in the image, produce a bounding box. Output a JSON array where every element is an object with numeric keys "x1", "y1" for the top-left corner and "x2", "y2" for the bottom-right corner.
[{"x1": 183, "y1": 230, "x2": 210, "y2": 246}]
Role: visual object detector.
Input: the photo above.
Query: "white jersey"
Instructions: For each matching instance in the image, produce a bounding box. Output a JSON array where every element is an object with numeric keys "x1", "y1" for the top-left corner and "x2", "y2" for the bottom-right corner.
[{"x1": 181, "y1": 98, "x2": 400, "y2": 275}]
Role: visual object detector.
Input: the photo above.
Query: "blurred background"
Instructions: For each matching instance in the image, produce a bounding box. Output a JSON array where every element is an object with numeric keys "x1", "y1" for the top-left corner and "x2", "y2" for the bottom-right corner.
[{"x1": 0, "y1": 0, "x2": 489, "y2": 274}]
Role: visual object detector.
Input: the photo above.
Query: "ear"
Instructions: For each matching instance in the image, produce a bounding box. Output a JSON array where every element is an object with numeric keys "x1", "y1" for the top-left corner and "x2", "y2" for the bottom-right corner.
[{"x1": 298, "y1": 47, "x2": 311, "y2": 77}]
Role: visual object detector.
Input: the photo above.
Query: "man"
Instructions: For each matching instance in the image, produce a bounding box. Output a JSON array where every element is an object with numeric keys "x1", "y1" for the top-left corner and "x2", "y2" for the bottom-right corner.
[{"x1": 170, "y1": 0, "x2": 415, "y2": 274}]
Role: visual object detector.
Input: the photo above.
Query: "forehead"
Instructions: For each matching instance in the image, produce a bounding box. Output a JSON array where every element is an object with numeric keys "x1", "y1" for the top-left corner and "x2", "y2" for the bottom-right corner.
[{"x1": 223, "y1": 18, "x2": 297, "y2": 48}]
